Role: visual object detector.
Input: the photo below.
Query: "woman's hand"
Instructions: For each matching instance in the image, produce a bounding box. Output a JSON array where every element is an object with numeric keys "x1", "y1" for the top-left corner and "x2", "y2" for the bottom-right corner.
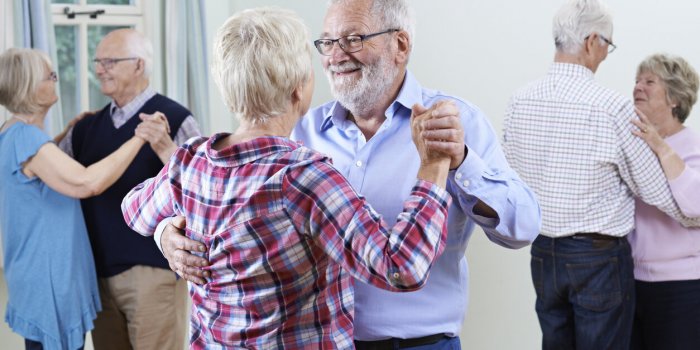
[{"x1": 631, "y1": 107, "x2": 672, "y2": 157}]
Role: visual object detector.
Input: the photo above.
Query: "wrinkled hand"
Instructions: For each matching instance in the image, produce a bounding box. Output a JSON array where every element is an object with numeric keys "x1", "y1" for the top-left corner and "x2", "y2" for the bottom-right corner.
[
  {"x1": 162, "y1": 216, "x2": 210, "y2": 284},
  {"x1": 418, "y1": 100, "x2": 466, "y2": 169},
  {"x1": 631, "y1": 107, "x2": 669, "y2": 156},
  {"x1": 411, "y1": 102, "x2": 451, "y2": 166},
  {"x1": 135, "y1": 112, "x2": 177, "y2": 162}
]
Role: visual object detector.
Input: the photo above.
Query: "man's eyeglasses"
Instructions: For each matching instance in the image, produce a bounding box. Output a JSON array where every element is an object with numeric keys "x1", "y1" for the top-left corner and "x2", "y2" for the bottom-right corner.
[
  {"x1": 314, "y1": 29, "x2": 400, "y2": 56},
  {"x1": 93, "y1": 57, "x2": 138, "y2": 70},
  {"x1": 45, "y1": 71, "x2": 58, "y2": 82},
  {"x1": 584, "y1": 35, "x2": 617, "y2": 54}
]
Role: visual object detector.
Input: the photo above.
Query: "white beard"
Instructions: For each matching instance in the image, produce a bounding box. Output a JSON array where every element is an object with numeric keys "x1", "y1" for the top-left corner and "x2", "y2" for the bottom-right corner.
[{"x1": 325, "y1": 54, "x2": 399, "y2": 117}]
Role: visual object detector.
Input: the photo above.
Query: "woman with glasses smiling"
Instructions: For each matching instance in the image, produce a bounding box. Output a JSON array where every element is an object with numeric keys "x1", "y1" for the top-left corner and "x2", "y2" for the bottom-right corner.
[{"x1": 0, "y1": 48, "x2": 155, "y2": 350}]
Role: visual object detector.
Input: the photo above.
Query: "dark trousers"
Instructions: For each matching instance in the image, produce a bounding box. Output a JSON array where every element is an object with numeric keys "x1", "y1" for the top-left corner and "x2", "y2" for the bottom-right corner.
[
  {"x1": 354, "y1": 336, "x2": 460, "y2": 350},
  {"x1": 530, "y1": 234, "x2": 635, "y2": 350},
  {"x1": 25, "y1": 337, "x2": 85, "y2": 350},
  {"x1": 631, "y1": 278, "x2": 700, "y2": 350}
]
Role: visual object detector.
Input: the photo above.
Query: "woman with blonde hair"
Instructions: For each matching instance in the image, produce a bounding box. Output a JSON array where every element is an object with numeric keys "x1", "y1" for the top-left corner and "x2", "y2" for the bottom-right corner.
[
  {"x1": 122, "y1": 7, "x2": 452, "y2": 349},
  {"x1": 0, "y1": 48, "x2": 155, "y2": 349}
]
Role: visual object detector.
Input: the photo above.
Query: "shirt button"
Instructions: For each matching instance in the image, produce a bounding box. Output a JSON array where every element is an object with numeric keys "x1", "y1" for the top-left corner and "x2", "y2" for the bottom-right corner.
[
  {"x1": 455, "y1": 173, "x2": 463, "y2": 180},
  {"x1": 462, "y1": 180, "x2": 470, "y2": 187},
  {"x1": 392, "y1": 272, "x2": 400, "y2": 280},
  {"x1": 355, "y1": 160, "x2": 363, "y2": 167}
]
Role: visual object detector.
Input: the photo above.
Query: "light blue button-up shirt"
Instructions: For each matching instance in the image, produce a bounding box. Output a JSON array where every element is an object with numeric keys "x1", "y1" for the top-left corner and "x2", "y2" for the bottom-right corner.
[{"x1": 291, "y1": 70, "x2": 541, "y2": 341}]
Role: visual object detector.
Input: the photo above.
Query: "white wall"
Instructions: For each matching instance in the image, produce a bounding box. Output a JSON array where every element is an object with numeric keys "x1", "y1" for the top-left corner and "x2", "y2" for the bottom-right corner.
[{"x1": 2, "y1": 1, "x2": 700, "y2": 349}]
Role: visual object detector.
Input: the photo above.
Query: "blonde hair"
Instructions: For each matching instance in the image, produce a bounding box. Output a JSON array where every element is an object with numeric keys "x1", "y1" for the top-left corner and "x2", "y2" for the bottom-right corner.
[
  {"x1": 211, "y1": 7, "x2": 313, "y2": 123},
  {"x1": 0, "y1": 48, "x2": 52, "y2": 115},
  {"x1": 637, "y1": 53, "x2": 699, "y2": 123}
]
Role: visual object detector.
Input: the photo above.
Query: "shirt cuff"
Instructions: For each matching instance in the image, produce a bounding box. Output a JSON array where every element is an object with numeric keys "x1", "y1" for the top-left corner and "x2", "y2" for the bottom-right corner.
[
  {"x1": 154, "y1": 217, "x2": 173, "y2": 254},
  {"x1": 451, "y1": 145, "x2": 487, "y2": 190}
]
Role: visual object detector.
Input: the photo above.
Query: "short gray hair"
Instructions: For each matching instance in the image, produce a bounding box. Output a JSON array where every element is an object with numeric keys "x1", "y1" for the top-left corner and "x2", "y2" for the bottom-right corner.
[
  {"x1": 552, "y1": 0, "x2": 613, "y2": 55},
  {"x1": 122, "y1": 30, "x2": 154, "y2": 79},
  {"x1": 329, "y1": 0, "x2": 416, "y2": 54},
  {"x1": 637, "y1": 54, "x2": 699, "y2": 123},
  {"x1": 211, "y1": 7, "x2": 313, "y2": 124},
  {"x1": 0, "y1": 48, "x2": 52, "y2": 115}
]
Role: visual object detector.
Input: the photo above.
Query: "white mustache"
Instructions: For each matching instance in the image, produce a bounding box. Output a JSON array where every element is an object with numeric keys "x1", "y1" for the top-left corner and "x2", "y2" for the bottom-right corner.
[{"x1": 328, "y1": 63, "x2": 362, "y2": 74}]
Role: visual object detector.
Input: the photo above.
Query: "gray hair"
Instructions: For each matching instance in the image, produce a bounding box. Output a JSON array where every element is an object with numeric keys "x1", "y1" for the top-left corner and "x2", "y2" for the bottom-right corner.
[
  {"x1": 637, "y1": 53, "x2": 699, "y2": 123},
  {"x1": 0, "y1": 48, "x2": 52, "y2": 115},
  {"x1": 122, "y1": 30, "x2": 154, "y2": 79},
  {"x1": 329, "y1": 0, "x2": 416, "y2": 54},
  {"x1": 211, "y1": 7, "x2": 313, "y2": 123},
  {"x1": 552, "y1": 0, "x2": 613, "y2": 55}
]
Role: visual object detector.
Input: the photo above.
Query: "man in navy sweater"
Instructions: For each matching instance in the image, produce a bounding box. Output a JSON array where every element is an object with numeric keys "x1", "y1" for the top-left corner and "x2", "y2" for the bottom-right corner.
[{"x1": 58, "y1": 29, "x2": 201, "y2": 350}]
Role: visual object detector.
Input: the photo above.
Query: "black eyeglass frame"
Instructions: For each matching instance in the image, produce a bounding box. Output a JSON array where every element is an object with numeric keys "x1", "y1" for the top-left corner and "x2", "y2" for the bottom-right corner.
[
  {"x1": 92, "y1": 57, "x2": 139, "y2": 70},
  {"x1": 583, "y1": 34, "x2": 617, "y2": 54},
  {"x1": 314, "y1": 29, "x2": 400, "y2": 56}
]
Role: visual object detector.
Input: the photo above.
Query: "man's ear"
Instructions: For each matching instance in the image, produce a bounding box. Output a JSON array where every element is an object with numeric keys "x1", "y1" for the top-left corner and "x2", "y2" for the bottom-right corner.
[
  {"x1": 583, "y1": 33, "x2": 598, "y2": 55},
  {"x1": 395, "y1": 30, "x2": 410, "y2": 64},
  {"x1": 135, "y1": 57, "x2": 145, "y2": 74},
  {"x1": 291, "y1": 83, "x2": 303, "y2": 105}
]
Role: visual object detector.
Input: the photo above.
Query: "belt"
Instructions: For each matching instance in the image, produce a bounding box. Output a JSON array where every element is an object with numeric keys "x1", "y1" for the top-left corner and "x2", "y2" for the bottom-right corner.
[
  {"x1": 354, "y1": 334, "x2": 448, "y2": 350},
  {"x1": 571, "y1": 232, "x2": 620, "y2": 241}
]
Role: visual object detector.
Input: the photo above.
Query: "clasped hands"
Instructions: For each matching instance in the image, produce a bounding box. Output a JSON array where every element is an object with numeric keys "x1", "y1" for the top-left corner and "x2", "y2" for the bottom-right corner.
[{"x1": 411, "y1": 100, "x2": 466, "y2": 170}]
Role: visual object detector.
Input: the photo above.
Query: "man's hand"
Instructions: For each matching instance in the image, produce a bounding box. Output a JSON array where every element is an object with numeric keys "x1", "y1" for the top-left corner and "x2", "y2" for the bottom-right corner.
[
  {"x1": 135, "y1": 111, "x2": 177, "y2": 163},
  {"x1": 162, "y1": 216, "x2": 211, "y2": 284},
  {"x1": 54, "y1": 110, "x2": 97, "y2": 144},
  {"x1": 419, "y1": 100, "x2": 466, "y2": 169}
]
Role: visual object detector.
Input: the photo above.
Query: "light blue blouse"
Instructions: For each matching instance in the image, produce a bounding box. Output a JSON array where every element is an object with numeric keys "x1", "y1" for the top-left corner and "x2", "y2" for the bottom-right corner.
[{"x1": 0, "y1": 123, "x2": 100, "y2": 350}]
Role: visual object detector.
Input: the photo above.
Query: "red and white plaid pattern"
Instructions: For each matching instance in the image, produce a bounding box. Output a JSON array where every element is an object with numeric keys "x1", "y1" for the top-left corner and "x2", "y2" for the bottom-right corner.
[{"x1": 122, "y1": 134, "x2": 450, "y2": 349}]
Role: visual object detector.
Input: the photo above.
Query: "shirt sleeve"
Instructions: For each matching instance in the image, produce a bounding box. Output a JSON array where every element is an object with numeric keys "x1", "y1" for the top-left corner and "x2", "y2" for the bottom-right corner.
[
  {"x1": 57, "y1": 126, "x2": 74, "y2": 158},
  {"x1": 121, "y1": 151, "x2": 179, "y2": 236},
  {"x1": 13, "y1": 125, "x2": 51, "y2": 182},
  {"x1": 174, "y1": 116, "x2": 202, "y2": 146},
  {"x1": 450, "y1": 101, "x2": 541, "y2": 248},
  {"x1": 667, "y1": 138, "x2": 700, "y2": 217},
  {"x1": 615, "y1": 103, "x2": 700, "y2": 227},
  {"x1": 283, "y1": 159, "x2": 451, "y2": 291}
]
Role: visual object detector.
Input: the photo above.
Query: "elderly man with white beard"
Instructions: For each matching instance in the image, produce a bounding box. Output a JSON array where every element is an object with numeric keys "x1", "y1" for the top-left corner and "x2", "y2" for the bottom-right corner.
[{"x1": 157, "y1": 0, "x2": 541, "y2": 348}]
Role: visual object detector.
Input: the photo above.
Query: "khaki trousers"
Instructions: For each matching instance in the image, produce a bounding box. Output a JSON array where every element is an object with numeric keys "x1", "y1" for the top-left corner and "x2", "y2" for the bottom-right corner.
[{"x1": 92, "y1": 265, "x2": 188, "y2": 350}]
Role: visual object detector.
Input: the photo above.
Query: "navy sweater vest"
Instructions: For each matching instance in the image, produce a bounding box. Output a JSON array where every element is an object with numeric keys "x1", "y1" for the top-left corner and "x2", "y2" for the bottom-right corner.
[{"x1": 72, "y1": 94, "x2": 190, "y2": 277}]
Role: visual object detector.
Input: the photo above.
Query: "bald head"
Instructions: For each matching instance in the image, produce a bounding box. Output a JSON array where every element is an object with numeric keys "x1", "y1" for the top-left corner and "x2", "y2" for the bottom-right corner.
[{"x1": 99, "y1": 29, "x2": 154, "y2": 78}]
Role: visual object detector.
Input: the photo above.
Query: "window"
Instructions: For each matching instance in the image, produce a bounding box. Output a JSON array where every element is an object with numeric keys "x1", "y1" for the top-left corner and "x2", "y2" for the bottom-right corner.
[{"x1": 51, "y1": 0, "x2": 143, "y2": 122}]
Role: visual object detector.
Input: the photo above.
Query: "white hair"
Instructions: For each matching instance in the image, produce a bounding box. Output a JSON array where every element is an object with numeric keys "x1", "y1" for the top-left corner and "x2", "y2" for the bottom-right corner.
[
  {"x1": 211, "y1": 7, "x2": 313, "y2": 124},
  {"x1": 552, "y1": 0, "x2": 613, "y2": 55},
  {"x1": 0, "y1": 48, "x2": 52, "y2": 115},
  {"x1": 123, "y1": 30, "x2": 154, "y2": 78},
  {"x1": 329, "y1": 0, "x2": 416, "y2": 54}
]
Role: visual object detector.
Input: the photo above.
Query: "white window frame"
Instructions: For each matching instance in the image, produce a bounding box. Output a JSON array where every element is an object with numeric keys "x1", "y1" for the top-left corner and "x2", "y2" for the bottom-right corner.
[{"x1": 51, "y1": 0, "x2": 144, "y2": 115}]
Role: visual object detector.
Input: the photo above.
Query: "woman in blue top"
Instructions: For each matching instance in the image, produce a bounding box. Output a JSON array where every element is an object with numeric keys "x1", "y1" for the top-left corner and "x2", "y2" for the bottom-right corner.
[{"x1": 0, "y1": 48, "x2": 157, "y2": 349}]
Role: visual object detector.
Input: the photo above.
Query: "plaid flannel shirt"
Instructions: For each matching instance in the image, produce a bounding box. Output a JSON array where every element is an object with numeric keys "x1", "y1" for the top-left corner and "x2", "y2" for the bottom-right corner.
[{"x1": 122, "y1": 134, "x2": 450, "y2": 349}]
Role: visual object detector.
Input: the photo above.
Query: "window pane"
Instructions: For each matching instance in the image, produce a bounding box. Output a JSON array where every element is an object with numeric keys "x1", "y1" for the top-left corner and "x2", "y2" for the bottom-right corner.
[
  {"x1": 86, "y1": 0, "x2": 133, "y2": 5},
  {"x1": 88, "y1": 25, "x2": 130, "y2": 109},
  {"x1": 52, "y1": 0, "x2": 78, "y2": 4},
  {"x1": 54, "y1": 25, "x2": 80, "y2": 121}
]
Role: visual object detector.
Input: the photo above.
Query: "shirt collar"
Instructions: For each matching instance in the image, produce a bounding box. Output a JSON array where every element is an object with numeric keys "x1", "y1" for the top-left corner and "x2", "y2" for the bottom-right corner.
[
  {"x1": 110, "y1": 87, "x2": 156, "y2": 119},
  {"x1": 549, "y1": 62, "x2": 595, "y2": 80},
  {"x1": 204, "y1": 133, "x2": 299, "y2": 167},
  {"x1": 319, "y1": 70, "x2": 421, "y2": 132}
]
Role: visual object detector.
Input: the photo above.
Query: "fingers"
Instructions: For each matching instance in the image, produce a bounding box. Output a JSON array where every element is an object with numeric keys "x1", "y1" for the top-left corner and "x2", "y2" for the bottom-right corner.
[
  {"x1": 169, "y1": 261, "x2": 207, "y2": 285},
  {"x1": 163, "y1": 220, "x2": 207, "y2": 253},
  {"x1": 135, "y1": 117, "x2": 170, "y2": 143},
  {"x1": 634, "y1": 107, "x2": 650, "y2": 124},
  {"x1": 161, "y1": 219, "x2": 210, "y2": 284}
]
